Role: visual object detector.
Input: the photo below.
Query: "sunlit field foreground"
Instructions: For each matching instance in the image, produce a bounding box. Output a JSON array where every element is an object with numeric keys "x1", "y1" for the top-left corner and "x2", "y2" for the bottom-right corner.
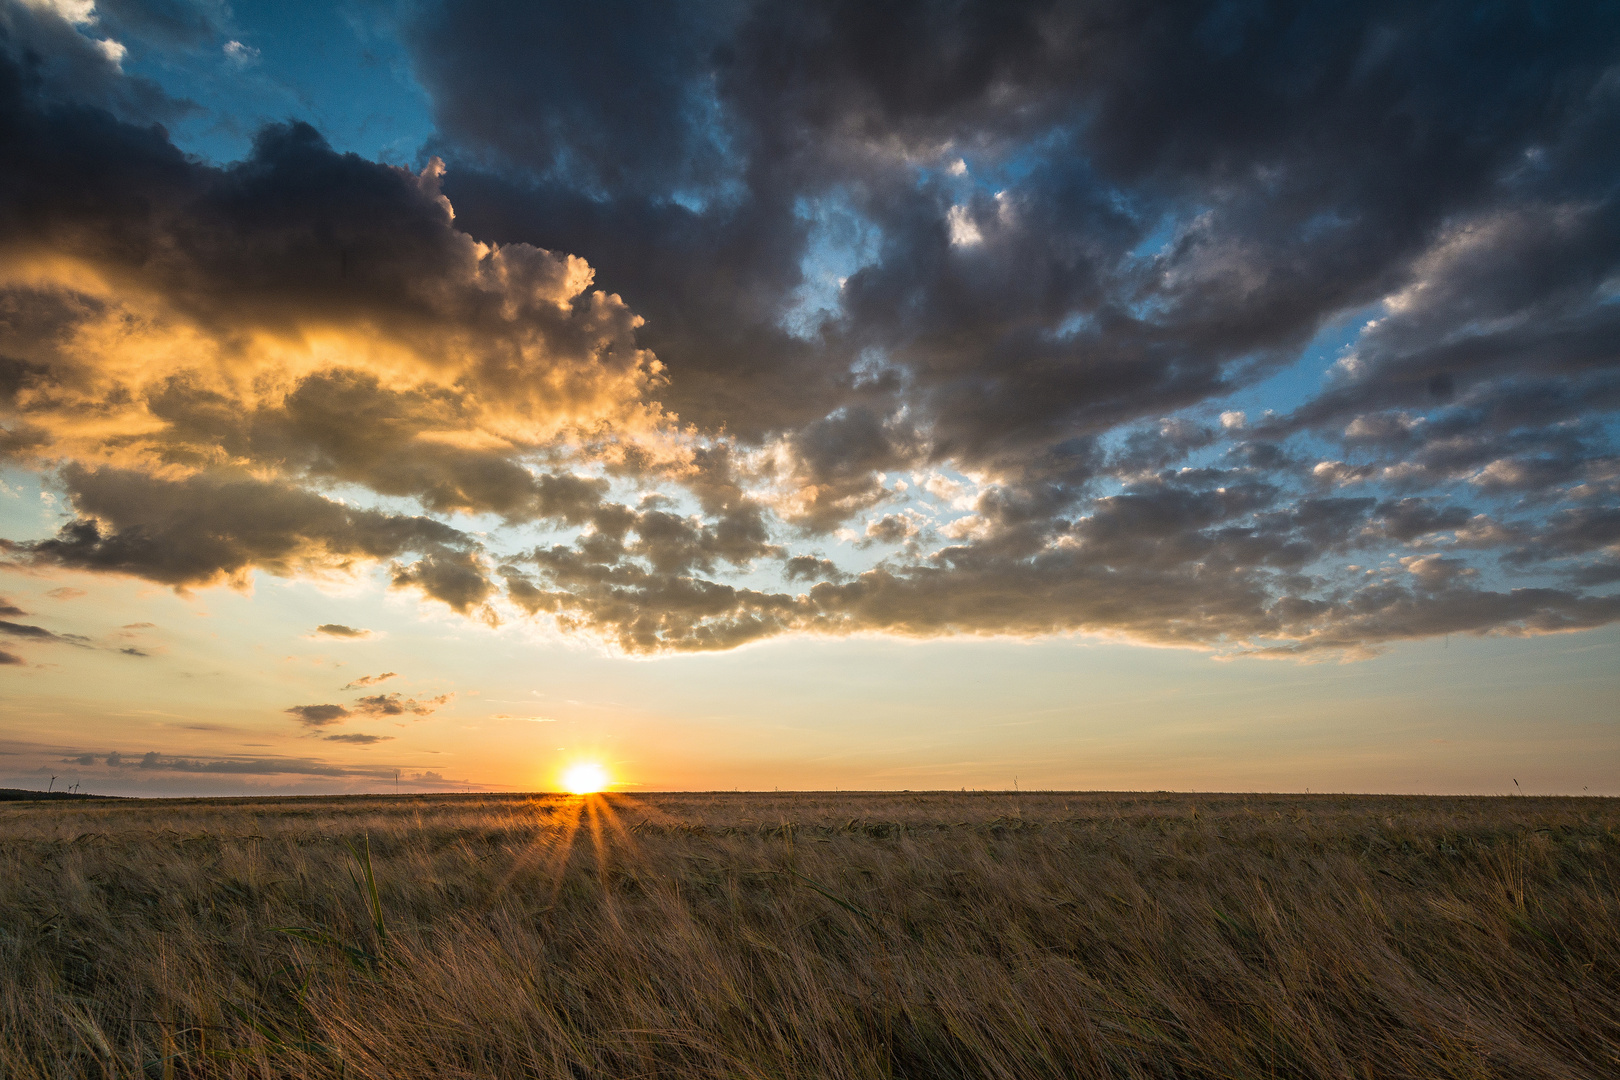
[{"x1": 3, "y1": 792, "x2": 1618, "y2": 1079}]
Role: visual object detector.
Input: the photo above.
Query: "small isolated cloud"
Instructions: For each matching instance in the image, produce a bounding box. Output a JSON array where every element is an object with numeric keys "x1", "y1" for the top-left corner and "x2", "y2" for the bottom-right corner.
[
  {"x1": 314, "y1": 624, "x2": 370, "y2": 639},
  {"x1": 354, "y1": 692, "x2": 452, "y2": 717},
  {"x1": 223, "y1": 40, "x2": 260, "y2": 67},
  {"x1": 341, "y1": 671, "x2": 397, "y2": 689},
  {"x1": 121, "y1": 622, "x2": 155, "y2": 629},
  {"x1": 45, "y1": 587, "x2": 86, "y2": 600},
  {"x1": 285, "y1": 703, "x2": 352, "y2": 726},
  {"x1": 0, "y1": 649, "x2": 23, "y2": 665},
  {"x1": 324, "y1": 733, "x2": 394, "y2": 744},
  {"x1": 0, "y1": 599, "x2": 24, "y2": 617},
  {"x1": 494, "y1": 713, "x2": 556, "y2": 722},
  {"x1": 119, "y1": 646, "x2": 149, "y2": 657},
  {"x1": 1311, "y1": 460, "x2": 1376, "y2": 486}
]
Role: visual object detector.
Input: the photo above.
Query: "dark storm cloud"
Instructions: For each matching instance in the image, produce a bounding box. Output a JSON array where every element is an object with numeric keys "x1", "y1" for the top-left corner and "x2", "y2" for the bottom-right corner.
[{"x1": 2, "y1": 0, "x2": 1617, "y2": 660}]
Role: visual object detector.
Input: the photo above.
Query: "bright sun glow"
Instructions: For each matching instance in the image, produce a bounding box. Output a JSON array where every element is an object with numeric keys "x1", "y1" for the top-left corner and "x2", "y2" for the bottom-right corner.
[{"x1": 561, "y1": 762, "x2": 609, "y2": 794}]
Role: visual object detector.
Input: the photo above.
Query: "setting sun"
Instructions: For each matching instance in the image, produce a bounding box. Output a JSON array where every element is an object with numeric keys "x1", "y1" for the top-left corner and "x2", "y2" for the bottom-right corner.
[{"x1": 561, "y1": 762, "x2": 609, "y2": 795}]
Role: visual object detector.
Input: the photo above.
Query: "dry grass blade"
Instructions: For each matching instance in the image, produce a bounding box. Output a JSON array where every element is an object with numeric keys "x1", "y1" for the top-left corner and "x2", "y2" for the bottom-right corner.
[{"x1": 347, "y1": 832, "x2": 388, "y2": 947}]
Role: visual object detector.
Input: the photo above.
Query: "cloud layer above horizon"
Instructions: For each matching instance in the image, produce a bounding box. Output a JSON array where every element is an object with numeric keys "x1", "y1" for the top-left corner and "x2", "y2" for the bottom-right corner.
[{"x1": 3, "y1": 0, "x2": 1619, "y2": 665}]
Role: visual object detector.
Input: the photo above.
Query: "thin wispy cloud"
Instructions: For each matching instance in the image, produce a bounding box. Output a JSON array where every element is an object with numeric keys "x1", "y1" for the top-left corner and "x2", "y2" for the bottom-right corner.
[{"x1": 342, "y1": 672, "x2": 398, "y2": 689}]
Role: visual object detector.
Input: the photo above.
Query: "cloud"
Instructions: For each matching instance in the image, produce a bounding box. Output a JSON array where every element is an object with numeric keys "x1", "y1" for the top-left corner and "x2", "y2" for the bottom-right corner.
[
  {"x1": 353, "y1": 692, "x2": 451, "y2": 718},
  {"x1": 0, "y1": 619, "x2": 62, "y2": 639},
  {"x1": 93, "y1": 0, "x2": 227, "y2": 49},
  {"x1": 87, "y1": 748, "x2": 390, "y2": 777},
  {"x1": 0, "y1": 619, "x2": 87, "y2": 646},
  {"x1": 316, "y1": 624, "x2": 371, "y2": 639},
  {"x1": 286, "y1": 687, "x2": 449, "y2": 727},
  {"x1": 341, "y1": 671, "x2": 396, "y2": 689},
  {"x1": 0, "y1": 598, "x2": 25, "y2": 617},
  {"x1": 390, "y1": 548, "x2": 495, "y2": 615},
  {"x1": 0, "y1": 648, "x2": 23, "y2": 665},
  {"x1": 0, "y1": 0, "x2": 194, "y2": 122},
  {"x1": 858, "y1": 511, "x2": 925, "y2": 549},
  {"x1": 221, "y1": 39, "x2": 257, "y2": 66},
  {"x1": 44, "y1": 586, "x2": 85, "y2": 599},
  {"x1": 783, "y1": 555, "x2": 846, "y2": 583},
  {"x1": 2, "y1": 3, "x2": 1618, "y2": 662},
  {"x1": 323, "y1": 733, "x2": 393, "y2": 745},
  {"x1": 285, "y1": 704, "x2": 351, "y2": 727},
  {"x1": 11, "y1": 466, "x2": 495, "y2": 608}
]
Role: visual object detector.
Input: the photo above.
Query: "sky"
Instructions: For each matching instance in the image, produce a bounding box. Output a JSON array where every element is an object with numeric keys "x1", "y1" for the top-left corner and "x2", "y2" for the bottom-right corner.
[{"x1": 1, "y1": 0, "x2": 1617, "y2": 797}]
